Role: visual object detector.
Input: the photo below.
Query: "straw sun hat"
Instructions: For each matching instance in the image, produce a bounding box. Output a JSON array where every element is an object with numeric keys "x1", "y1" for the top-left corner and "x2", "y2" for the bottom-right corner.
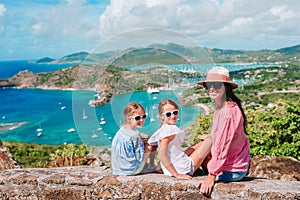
[{"x1": 197, "y1": 66, "x2": 238, "y2": 89}]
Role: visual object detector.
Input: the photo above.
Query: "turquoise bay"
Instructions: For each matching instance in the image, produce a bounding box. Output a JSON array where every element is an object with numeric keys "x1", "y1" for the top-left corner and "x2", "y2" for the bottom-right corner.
[
  {"x1": 0, "y1": 88, "x2": 202, "y2": 147},
  {"x1": 0, "y1": 60, "x2": 279, "y2": 147}
]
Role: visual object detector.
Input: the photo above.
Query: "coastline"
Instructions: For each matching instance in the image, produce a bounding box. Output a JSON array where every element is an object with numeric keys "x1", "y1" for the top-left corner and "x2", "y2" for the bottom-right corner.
[{"x1": 193, "y1": 103, "x2": 210, "y2": 115}]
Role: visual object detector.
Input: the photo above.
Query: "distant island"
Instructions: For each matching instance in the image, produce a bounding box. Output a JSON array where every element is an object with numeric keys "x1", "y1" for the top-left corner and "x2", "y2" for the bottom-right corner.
[{"x1": 35, "y1": 57, "x2": 55, "y2": 63}]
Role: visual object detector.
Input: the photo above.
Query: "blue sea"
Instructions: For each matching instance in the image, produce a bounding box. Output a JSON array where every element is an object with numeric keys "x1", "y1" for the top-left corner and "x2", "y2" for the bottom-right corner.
[
  {"x1": 0, "y1": 60, "x2": 279, "y2": 148},
  {"x1": 0, "y1": 60, "x2": 73, "y2": 79},
  {"x1": 0, "y1": 87, "x2": 200, "y2": 148}
]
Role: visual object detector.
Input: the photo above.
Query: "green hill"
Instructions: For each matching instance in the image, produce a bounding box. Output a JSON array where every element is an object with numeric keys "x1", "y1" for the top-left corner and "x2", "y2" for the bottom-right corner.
[
  {"x1": 110, "y1": 47, "x2": 187, "y2": 66},
  {"x1": 35, "y1": 57, "x2": 55, "y2": 63},
  {"x1": 275, "y1": 44, "x2": 300, "y2": 55},
  {"x1": 37, "y1": 43, "x2": 300, "y2": 65}
]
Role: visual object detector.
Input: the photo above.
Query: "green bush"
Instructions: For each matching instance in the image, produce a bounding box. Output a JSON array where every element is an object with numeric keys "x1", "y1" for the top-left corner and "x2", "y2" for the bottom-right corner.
[
  {"x1": 247, "y1": 100, "x2": 300, "y2": 159},
  {"x1": 4, "y1": 142, "x2": 60, "y2": 168},
  {"x1": 47, "y1": 143, "x2": 90, "y2": 167},
  {"x1": 190, "y1": 99, "x2": 300, "y2": 160},
  {"x1": 4, "y1": 142, "x2": 90, "y2": 168}
]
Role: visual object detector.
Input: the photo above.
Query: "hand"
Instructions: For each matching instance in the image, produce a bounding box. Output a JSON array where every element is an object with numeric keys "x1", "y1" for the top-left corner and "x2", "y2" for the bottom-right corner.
[
  {"x1": 174, "y1": 173, "x2": 193, "y2": 180},
  {"x1": 198, "y1": 174, "x2": 215, "y2": 195}
]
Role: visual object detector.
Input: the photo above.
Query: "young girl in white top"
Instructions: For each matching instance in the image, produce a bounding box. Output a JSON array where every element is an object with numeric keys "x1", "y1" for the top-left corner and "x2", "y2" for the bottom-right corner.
[
  {"x1": 111, "y1": 102, "x2": 156, "y2": 175},
  {"x1": 148, "y1": 99, "x2": 212, "y2": 180}
]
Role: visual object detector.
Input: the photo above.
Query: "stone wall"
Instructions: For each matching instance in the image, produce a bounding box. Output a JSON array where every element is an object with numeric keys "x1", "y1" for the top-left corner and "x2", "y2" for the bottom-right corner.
[
  {"x1": 1, "y1": 146, "x2": 300, "y2": 199},
  {"x1": 0, "y1": 165, "x2": 299, "y2": 200}
]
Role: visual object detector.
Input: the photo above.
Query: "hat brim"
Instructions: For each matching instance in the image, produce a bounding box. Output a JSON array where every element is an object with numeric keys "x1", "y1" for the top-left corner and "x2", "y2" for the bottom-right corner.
[{"x1": 197, "y1": 80, "x2": 238, "y2": 89}]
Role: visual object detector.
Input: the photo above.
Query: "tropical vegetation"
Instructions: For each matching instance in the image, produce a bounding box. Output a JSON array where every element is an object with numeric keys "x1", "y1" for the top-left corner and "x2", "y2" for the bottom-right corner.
[
  {"x1": 189, "y1": 62, "x2": 300, "y2": 160},
  {"x1": 2, "y1": 142, "x2": 90, "y2": 168},
  {"x1": 190, "y1": 100, "x2": 300, "y2": 160}
]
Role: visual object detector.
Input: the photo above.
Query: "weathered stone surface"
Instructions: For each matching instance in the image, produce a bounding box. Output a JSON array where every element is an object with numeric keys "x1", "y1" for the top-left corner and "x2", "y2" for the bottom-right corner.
[
  {"x1": 10, "y1": 173, "x2": 38, "y2": 185},
  {"x1": 42, "y1": 174, "x2": 66, "y2": 184},
  {"x1": 0, "y1": 146, "x2": 300, "y2": 199},
  {"x1": 0, "y1": 166, "x2": 299, "y2": 199},
  {"x1": 0, "y1": 147, "x2": 21, "y2": 170},
  {"x1": 248, "y1": 156, "x2": 300, "y2": 181}
]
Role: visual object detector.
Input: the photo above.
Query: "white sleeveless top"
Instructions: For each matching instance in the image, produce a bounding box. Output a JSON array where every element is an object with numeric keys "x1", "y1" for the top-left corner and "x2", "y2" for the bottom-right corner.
[{"x1": 148, "y1": 124, "x2": 194, "y2": 176}]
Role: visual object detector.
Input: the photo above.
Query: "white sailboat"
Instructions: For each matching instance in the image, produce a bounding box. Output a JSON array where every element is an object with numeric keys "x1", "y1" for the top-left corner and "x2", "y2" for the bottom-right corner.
[
  {"x1": 152, "y1": 104, "x2": 157, "y2": 110},
  {"x1": 36, "y1": 123, "x2": 43, "y2": 137},
  {"x1": 100, "y1": 113, "x2": 105, "y2": 121},
  {"x1": 149, "y1": 108, "x2": 155, "y2": 123},
  {"x1": 99, "y1": 113, "x2": 106, "y2": 125},
  {"x1": 82, "y1": 109, "x2": 88, "y2": 120},
  {"x1": 36, "y1": 124, "x2": 43, "y2": 132},
  {"x1": 150, "y1": 113, "x2": 155, "y2": 123},
  {"x1": 91, "y1": 130, "x2": 98, "y2": 138},
  {"x1": 67, "y1": 128, "x2": 76, "y2": 133}
]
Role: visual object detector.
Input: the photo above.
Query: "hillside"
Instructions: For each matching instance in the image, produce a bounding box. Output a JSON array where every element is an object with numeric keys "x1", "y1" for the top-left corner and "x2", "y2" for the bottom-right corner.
[
  {"x1": 0, "y1": 64, "x2": 201, "y2": 105},
  {"x1": 275, "y1": 44, "x2": 300, "y2": 55},
  {"x1": 36, "y1": 43, "x2": 300, "y2": 66}
]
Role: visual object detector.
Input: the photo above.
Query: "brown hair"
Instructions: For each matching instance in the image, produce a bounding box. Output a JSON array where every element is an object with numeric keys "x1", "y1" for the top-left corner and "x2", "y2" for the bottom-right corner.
[
  {"x1": 123, "y1": 102, "x2": 145, "y2": 119},
  {"x1": 158, "y1": 99, "x2": 179, "y2": 116},
  {"x1": 224, "y1": 83, "x2": 247, "y2": 135}
]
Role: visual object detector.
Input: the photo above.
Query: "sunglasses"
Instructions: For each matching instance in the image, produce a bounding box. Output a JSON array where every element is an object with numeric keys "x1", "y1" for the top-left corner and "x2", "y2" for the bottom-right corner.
[
  {"x1": 130, "y1": 114, "x2": 147, "y2": 121},
  {"x1": 162, "y1": 110, "x2": 179, "y2": 118},
  {"x1": 203, "y1": 82, "x2": 223, "y2": 90}
]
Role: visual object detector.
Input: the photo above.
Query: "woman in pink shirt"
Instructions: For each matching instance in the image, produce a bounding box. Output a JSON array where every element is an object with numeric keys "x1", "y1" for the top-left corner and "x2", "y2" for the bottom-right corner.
[{"x1": 197, "y1": 67, "x2": 250, "y2": 196}]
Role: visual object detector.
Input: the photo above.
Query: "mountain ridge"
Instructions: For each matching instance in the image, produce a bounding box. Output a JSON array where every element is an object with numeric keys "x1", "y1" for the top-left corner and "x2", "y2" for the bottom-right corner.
[{"x1": 35, "y1": 43, "x2": 300, "y2": 65}]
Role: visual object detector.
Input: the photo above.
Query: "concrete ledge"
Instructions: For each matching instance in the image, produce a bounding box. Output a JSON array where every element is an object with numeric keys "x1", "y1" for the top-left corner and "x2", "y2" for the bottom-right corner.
[{"x1": 0, "y1": 166, "x2": 299, "y2": 200}]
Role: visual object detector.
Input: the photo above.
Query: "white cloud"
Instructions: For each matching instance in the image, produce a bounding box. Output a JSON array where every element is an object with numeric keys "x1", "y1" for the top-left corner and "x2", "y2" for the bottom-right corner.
[
  {"x1": 0, "y1": 3, "x2": 6, "y2": 16},
  {"x1": 1, "y1": 0, "x2": 300, "y2": 60},
  {"x1": 31, "y1": 22, "x2": 45, "y2": 35},
  {"x1": 270, "y1": 6, "x2": 295, "y2": 21},
  {"x1": 29, "y1": 1, "x2": 100, "y2": 40},
  {"x1": 231, "y1": 17, "x2": 253, "y2": 27},
  {"x1": 98, "y1": 0, "x2": 300, "y2": 50},
  {"x1": 99, "y1": 0, "x2": 185, "y2": 36}
]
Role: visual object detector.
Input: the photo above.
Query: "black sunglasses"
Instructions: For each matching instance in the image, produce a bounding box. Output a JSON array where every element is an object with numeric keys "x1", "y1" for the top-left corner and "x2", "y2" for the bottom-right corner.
[
  {"x1": 203, "y1": 82, "x2": 223, "y2": 90},
  {"x1": 130, "y1": 114, "x2": 147, "y2": 121},
  {"x1": 162, "y1": 110, "x2": 179, "y2": 118}
]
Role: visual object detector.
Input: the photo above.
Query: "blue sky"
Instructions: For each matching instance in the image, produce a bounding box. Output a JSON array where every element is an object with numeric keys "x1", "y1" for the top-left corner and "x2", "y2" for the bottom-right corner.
[{"x1": 0, "y1": 0, "x2": 299, "y2": 60}]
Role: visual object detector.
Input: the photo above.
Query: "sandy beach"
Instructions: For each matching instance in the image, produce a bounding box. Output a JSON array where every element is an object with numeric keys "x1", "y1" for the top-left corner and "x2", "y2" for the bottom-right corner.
[{"x1": 194, "y1": 103, "x2": 210, "y2": 115}]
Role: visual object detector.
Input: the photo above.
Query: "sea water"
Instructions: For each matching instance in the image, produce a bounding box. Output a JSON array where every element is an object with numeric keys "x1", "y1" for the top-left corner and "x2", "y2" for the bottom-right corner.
[
  {"x1": 0, "y1": 88, "x2": 202, "y2": 148},
  {"x1": 0, "y1": 60, "x2": 279, "y2": 147},
  {"x1": 0, "y1": 60, "x2": 73, "y2": 79}
]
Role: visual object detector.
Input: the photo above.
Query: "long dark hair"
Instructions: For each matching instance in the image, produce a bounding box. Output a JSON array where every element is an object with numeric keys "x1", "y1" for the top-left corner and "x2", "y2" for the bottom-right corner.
[{"x1": 224, "y1": 83, "x2": 247, "y2": 134}]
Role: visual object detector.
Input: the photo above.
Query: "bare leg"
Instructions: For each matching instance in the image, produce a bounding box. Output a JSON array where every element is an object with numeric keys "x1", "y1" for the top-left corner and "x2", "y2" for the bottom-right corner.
[
  {"x1": 185, "y1": 142, "x2": 203, "y2": 156},
  {"x1": 189, "y1": 137, "x2": 212, "y2": 172}
]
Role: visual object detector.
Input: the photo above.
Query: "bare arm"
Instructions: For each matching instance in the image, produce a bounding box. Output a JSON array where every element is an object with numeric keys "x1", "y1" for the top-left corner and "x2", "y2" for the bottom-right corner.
[{"x1": 158, "y1": 135, "x2": 192, "y2": 180}]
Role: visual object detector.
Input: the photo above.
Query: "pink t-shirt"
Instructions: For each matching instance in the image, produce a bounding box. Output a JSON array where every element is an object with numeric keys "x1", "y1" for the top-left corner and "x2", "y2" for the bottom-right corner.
[{"x1": 208, "y1": 103, "x2": 250, "y2": 176}]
